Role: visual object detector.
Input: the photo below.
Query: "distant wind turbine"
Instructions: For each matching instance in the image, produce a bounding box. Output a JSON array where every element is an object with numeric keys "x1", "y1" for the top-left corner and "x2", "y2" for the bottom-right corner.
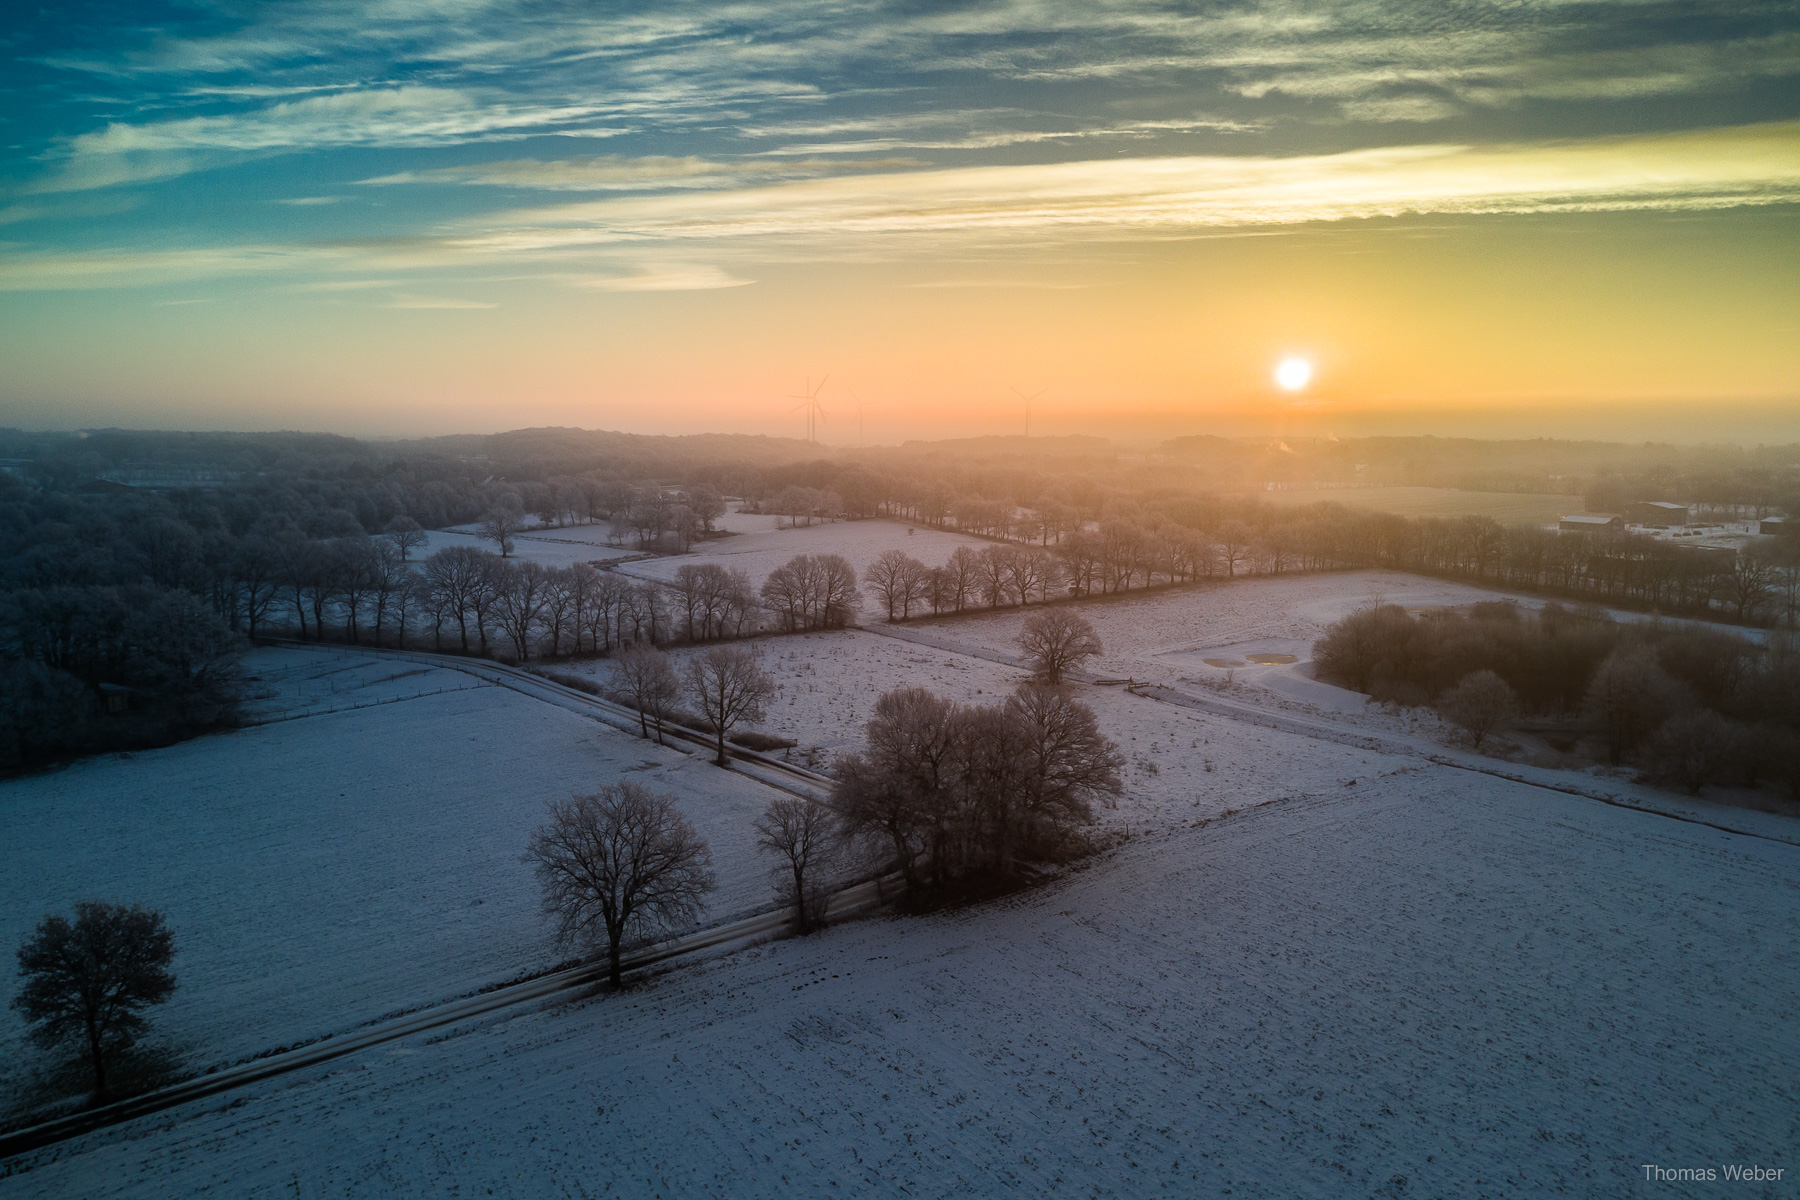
[
  {"x1": 848, "y1": 388, "x2": 877, "y2": 445},
  {"x1": 1013, "y1": 387, "x2": 1046, "y2": 439},
  {"x1": 788, "y1": 375, "x2": 830, "y2": 443}
]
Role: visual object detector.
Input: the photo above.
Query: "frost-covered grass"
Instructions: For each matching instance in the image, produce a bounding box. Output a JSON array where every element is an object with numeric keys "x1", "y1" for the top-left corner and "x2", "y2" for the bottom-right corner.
[
  {"x1": 617, "y1": 516, "x2": 994, "y2": 589},
  {"x1": 564, "y1": 628, "x2": 1418, "y2": 841},
  {"x1": 0, "y1": 653, "x2": 790, "y2": 1084},
  {"x1": 10, "y1": 768, "x2": 1794, "y2": 1197},
  {"x1": 416, "y1": 527, "x2": 637, "y2": 567}
]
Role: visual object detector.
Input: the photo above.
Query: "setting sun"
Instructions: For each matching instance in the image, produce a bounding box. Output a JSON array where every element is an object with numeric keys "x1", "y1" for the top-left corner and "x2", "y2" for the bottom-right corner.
[{"x1": 1275, "y1": 357, "x2": 1314, "y2": 392}]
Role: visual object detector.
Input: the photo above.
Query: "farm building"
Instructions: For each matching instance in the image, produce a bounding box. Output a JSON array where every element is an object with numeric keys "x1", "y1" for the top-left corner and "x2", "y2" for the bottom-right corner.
[
  {"x1": 1558, "y1": 513, "x2": 1623, "y2": 533},
  {"x1": 1760, "y1": 516, "x2": 1791, "y2": 535},
  {"x1": 1626, "y1": 500, "x2": 1690, "y2": 526}
]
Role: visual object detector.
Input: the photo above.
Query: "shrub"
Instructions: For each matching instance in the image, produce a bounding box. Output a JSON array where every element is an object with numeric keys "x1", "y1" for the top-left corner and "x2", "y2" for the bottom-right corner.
[
  {"x1": 1642, "y1": 709, "x2": 1736, "y2": 795},
  {"x1": 1435, "y1": 669, "x2": 1518, "y2": 750}
]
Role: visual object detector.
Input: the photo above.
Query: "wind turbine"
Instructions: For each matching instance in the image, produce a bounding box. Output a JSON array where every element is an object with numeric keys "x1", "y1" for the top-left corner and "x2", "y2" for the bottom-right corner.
[
  {"x1": 788, "y1": 375, "x2": 830, "y2": 443},
  {"x1": 848, "y1": 388, "x2": 878, "y2": 445},
  {"x1": 1013, "y1": 387, "x2": 1046, "y2": 439}
]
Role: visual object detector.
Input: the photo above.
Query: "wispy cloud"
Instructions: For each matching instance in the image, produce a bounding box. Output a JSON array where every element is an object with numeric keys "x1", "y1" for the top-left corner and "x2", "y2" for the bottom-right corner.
[
  {"x1": 4, "y1": 121, "x2": 1796, "y2": 291},
  {"x1": 28, "y1": 86, "x2": 631, "y2": 193},
  {"x1": 571, "y1": 263, "x2": 754, "y2": 291},
  {"x1": 356, "y1": 154, "x2": 921, "y2": 191},
  {"x1": 453, "y1": 122, "x2": 1800, "y2": 252}
]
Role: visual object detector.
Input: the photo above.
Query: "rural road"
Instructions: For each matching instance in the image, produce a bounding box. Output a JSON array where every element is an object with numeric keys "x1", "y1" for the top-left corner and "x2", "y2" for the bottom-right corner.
[{"x1": 0, "y1": 873, "x2": 898, "y2": 1160}]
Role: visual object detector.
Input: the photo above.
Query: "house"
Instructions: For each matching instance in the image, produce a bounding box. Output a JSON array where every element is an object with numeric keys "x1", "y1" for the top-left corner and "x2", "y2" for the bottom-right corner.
[
  {"x1": 1559, "y1": 514, "x2": 1623, "y2": 533},
  {"x1": 1760, "y1": 516, "x2": 1790, "y2": 536},
  {"x1": 1626, "y1": 500, "x2": 1690, "y2": 527}
]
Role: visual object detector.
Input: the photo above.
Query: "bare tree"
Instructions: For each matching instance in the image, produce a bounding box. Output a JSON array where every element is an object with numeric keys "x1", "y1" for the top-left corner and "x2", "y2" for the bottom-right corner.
[
  {"x1": 613, "y1": 642, "x2": 679, "y2": 743},
  {"x1": 384, "y1": 515, "x2": 427, "y2": 561},
  {"x1": 1218, "y1": 520, "x2": 1253, "y2": 577},
  {"x1": 524, "y1": 783, "x2": 715, "y2": 987},
  {"x1": 753, "y1": 797, "x2": 836, "y2": 932},
  {"x1": 1435, "y1": 669, "x2": 1518, "y2": 750},
  {"x1": 480, "y1": 500, "x2": 526, "y2": 557},
  {"x1": 864, "y1": 550, "x2": 931, "y2": 622},
  {"x1": 13, "y1": 902, "x2": 177, "y2": 1100},
  {"x1": 1018, "y1": 609, "x2": 1103, "y2": 683},
  {"x1": 684, "y1": 644, "x2": 777, "y2": 766}
]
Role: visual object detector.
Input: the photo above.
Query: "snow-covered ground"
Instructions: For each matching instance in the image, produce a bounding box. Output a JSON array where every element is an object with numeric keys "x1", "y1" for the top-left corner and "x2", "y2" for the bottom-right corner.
[
  {"x1": 616, "y1": 516, "x2": 994, "y2": 590},
  {"x1": 568, "y1": 631, "x2": 1413, "y2": 834},
  {"x1": 8, "y1": 767, "x2": 1793, "y2": 1197},
  {"x1": 0, "y1": 650, "x2": 794, "y2": 1081},
  {"x1": 418, "y1": 526, "x2": 638, "y2": 568}
]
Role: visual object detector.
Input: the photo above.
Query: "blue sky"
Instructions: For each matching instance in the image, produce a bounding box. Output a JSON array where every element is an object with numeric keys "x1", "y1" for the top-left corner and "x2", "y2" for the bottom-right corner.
[{"x1": 2, "y1": 1, "x2": 1797, "y2": 436}]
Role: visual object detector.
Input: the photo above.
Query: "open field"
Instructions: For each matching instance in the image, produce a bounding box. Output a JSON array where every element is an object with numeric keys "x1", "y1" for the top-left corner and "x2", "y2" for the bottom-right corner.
[
  {"x1": 0, "y1": 649, "x2": 788, "y2": 1082},
  {"x1": 417, "y1": 527, "x2": 638, "y2": 568},
  {"x1": 616, "y1": 515, "x2": 994, "y2": 591},
  {"x1": 570, "y1": 630, "x2": 1415, "y2": 830},
  {"x1": 1233, "y1": 486, "x2": 1584, "y2": 525},
  {"x1": 7, "y1": 768, "x2": 1793, "y2": 1197}
]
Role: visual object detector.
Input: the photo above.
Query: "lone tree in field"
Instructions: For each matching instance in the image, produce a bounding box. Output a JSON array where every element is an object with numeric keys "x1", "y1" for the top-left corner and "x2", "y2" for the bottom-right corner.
[
  {"x1": 753, "y1": 797, "x2": 836, "y2": 933},
  {"x1": 1435, "y1": 669, "x2": 1518, "y2": 751},
  {"x1": 384, "y1": 515, "x2": 427, "y2": 561},
  {"x1": 480, "y1": 500, "x2": 526, "y2": 557},
  {"x1": 524, "y1": 783, "x2": 716, "y2": 987},
  {"x1": 684, "y1": 645, "x2": 777, "y2": 766},
  {"x1": 1017, "y1": 609, "x2": 1103, "y2": 684},
  {"x1": 613, "y1": 642, "x2": 679, "y2": 743},
  {"x1": 13, "y1": 902, "x2": 177, "y2": 1101}
]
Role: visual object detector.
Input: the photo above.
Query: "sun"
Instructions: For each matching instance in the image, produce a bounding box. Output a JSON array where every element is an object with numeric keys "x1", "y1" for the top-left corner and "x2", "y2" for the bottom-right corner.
[{"x1": 1275, "y1": 357, "x2": 1313, "y2": 392}]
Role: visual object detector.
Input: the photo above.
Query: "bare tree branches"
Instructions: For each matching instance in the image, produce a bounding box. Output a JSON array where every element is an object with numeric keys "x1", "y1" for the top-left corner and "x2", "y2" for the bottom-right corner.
[
  {"x1": 753, "y1": 797, "x2": 836, "y2": 933},
  {"x1": 1018, "y1": 609, "x2": 1103, "y2": 684},
  {"x1": 613, "y1": 643, "x2": 679, "y2": 743},
  {"x1": 523, "y1": 783, "x2": 715, "y2": 987},
  {"x1": 684, "y1": 645, "x2": 777, "y2": 766}
]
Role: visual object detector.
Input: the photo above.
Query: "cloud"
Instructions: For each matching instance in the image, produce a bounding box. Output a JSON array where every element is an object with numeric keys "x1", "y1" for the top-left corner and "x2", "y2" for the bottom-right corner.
[
  {"x1": 5, "y1": 121, "x2": 1797, "y2": 291},
  {"x1": 356, "y1": 155, "x2": 921, "y2": 191},
  {"x1": 28, "y1": 86, "x2": 630, "y2": 193},
  {"x1": 570, "y1": 263, "x2": 754, "y2": 291},
  {"x1": 452, "y1": 122, "x2": 1800, "y2": 254},
  {"x1": 277, "y1": 196, "x2": 342, "y2": 206},
  {"x1": 386, "y1": 293, "x2": 497, "y2": 308}
]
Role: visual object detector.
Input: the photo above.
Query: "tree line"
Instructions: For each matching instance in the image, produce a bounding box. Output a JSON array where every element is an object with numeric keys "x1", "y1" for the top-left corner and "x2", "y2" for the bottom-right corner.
[{"x1": 1314, "y1": 601, "x2": 1800, "y2": 796}]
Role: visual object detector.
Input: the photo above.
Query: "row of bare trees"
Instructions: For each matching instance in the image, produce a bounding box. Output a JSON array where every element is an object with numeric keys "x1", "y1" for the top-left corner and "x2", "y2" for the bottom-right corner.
[{"x1": 525, "y1": 675, "x2": 1122, "y2": 992}]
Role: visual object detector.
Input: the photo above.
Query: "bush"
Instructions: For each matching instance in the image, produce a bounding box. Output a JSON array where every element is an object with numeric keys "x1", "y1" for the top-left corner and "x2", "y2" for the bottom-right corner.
[
  {"x1": 1435, "y1": 669, "x2": 1518, "y2": 750},
  {"x1": 1642, "y1": 710, "x2": 1736, "y2": 794}
]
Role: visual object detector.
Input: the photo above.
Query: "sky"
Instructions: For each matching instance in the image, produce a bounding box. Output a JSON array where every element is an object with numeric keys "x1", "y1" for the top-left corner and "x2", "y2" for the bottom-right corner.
[{"x1": 1, "y1": 0, "x2": 1797, "y2": 443}]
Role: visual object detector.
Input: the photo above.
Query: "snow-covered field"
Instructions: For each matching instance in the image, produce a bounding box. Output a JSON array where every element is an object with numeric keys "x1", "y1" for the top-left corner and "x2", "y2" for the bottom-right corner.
[
  {"x1": 418, "y1": 526, "x2": 638, "y2": 567},
  {"x1": 570, "y1": 631, "x2": 1413, "y2": 833},
  {"x1": 904, "y1": 569, "x2": 1527, "y2": 685},
  {"x1": 616, "y1": 516, "x2": 994, "y2": 590},
  {"x1": 0, "y1": 650, "x2": 792, "y2": 1080},
  {"x1": 9, "y1": 767, "x2": 1793, "y2": 1197}
]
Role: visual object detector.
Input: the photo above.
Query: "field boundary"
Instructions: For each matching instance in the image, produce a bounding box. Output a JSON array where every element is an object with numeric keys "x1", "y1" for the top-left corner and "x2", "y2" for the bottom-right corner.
[{"x1": 0, "y1": 873, "x2": 900, "y2": 1163}]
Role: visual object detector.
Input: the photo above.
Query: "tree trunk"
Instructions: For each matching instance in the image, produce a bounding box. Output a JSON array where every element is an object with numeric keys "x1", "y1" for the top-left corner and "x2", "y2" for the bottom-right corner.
[
  {"x1": 715, "y1": 726, "x2": 729, "y2": 767},
  {"x1": 608, "y1": 935, "x2": 623, "y2": 987},
  {"x1": 792, "y1": 863, "x2": 810, "y2": 932},
  {"x1": 86, "y1": 1017, "x2": 107, "y2": 1101}
]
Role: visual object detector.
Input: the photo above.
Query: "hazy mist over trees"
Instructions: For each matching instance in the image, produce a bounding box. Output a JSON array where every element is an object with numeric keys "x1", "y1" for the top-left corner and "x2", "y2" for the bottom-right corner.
[{"x1": 3, "y1": 425, "x2": 1796, "y2": 773}]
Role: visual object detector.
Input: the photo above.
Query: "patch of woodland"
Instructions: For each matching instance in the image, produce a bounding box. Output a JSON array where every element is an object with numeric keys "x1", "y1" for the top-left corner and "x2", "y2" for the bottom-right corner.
[{"x1": 1314, "y1": 601, "x2": 1800, "y2": 800}]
